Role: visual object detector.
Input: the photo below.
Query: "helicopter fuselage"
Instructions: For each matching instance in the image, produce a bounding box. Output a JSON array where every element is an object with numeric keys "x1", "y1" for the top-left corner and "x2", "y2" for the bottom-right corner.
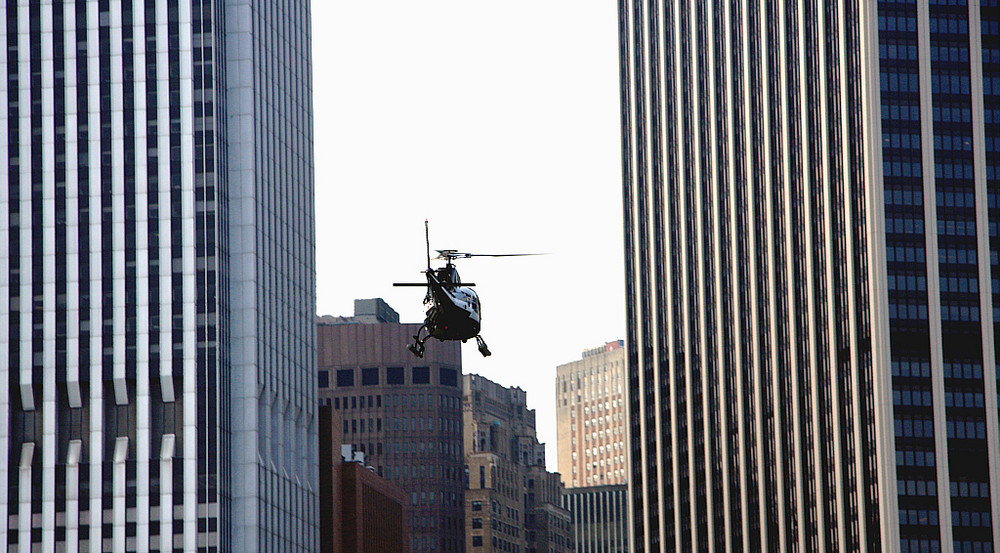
[{"x1": 423, "y1": 268, "x2": 481, "y2": 341}]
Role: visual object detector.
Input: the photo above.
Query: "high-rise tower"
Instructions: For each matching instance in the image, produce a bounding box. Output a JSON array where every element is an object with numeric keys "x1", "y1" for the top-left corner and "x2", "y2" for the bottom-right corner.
[
  {"x1": 316, "y1": 300, "x2": 466, "y2": 553},
  {"x1": 555, "y1": 340, "x2": 628, "y2": 488},
  {"x1": 620, "y1": 0, "x2": 1000, "y2": 552},
  {"x1": 1, "y1": 1, "x2": 317, "y2": 551}
]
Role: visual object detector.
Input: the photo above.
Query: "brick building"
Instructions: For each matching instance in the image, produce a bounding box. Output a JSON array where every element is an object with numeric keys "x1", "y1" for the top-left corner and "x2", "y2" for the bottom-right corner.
[
  {"x1": 464, "y1": 374, "x2": 572, "y2": 553},
  {"x1": 319, "y1": 409, "x2": 409, "y2": 553},
  {"x1": 317, "y1": 299, "x2": 465, "y2": 553}
]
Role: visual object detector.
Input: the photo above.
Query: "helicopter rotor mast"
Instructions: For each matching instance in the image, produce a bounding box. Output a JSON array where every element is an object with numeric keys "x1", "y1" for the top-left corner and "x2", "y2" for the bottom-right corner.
[{"x1": 425, "y1": 219, "x2": 431, "y2": 271}]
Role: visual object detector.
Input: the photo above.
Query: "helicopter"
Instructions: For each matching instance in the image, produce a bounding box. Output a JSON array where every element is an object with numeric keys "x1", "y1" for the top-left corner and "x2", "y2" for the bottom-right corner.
[{"x1": 393, "y1": 221, "x2": 539, "y2": 358}]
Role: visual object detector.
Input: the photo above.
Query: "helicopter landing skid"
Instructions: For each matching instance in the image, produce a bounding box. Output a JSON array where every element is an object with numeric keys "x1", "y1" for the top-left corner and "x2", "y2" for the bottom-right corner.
[
  {"x1": 475, "y1": 335, "x2": 491, "y2": 357},
  {"x1": 408, "y1": 326, "x2": 429, "y2": 358}
]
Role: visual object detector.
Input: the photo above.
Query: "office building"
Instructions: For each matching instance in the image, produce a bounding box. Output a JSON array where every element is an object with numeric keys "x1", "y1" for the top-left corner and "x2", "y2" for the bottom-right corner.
[
  {"x1": 555, "y1": 341, "x2": 628, "y2": 487},
  {"x1": 2, "y1": 1, "x2": 317, "y2": 551},
  {"x1": 621, "y1": 0, "x2": 1000, "y2": 552},
  {"x1": 317, "y1": 299, "x2": 466, "y2": 553},
  {"x1": 317, "y1": 413, "x2": 409, "y2": 553},
  {"x1": 464, "y1": 373, "x2": 573, "y2": 553},
  {"x1": 524, "y1": 465, "x2": 575, "y2": 553},
  {"x1": 562, "y1": 484, "x2": 629, "y2": 553}
]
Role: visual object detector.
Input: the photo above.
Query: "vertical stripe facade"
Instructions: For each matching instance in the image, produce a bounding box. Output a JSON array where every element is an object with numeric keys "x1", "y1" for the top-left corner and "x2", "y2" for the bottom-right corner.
[
  {"x1": 1, "y1": 1, "x2": 317, "y2": 552},
  {"x1": 562, "y1": 484, "x2": 630, "y2": 553},
  {"x1": 620, "y1": 0, "x2": 900, "y2": 551},
  {"x1": 623, "y1": 0, "x2": 1000, "y2": 552}
]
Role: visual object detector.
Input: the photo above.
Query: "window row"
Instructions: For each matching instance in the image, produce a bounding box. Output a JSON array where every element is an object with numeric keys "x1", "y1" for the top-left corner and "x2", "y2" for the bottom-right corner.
[
  {"x1": 883, "y1": 103, "x2": 921, "y2": 122},
  {"x1": 900, "y1": 539, "x2": 941, "y2": 553},
  {"x1": 937, "y1": 104, "x2": 973, "y2": 123},
  {"x1": 342, "y1": 416, "x2": 460, "y2": 435},
  {"x1": 953, "y1": 541, "x2": 992, "y2": 553},
  {"x1": 889, "y1": 273, "x2": 927, "y2": 292},
  {"x1": 941, "y1": 275, "x2": 981, "y2": 295},
  {"x1": 895, "y1": 448, "x2": 936, "y2": 467},
  {"x1": 946, "y1": 418, "x2": 987, "y2": 439},
  {"x1": 899, "y1": 508, "x2": 940, "y2": 526},
  {"x1": 324, "y1": 392, "x2": 460, "y2": 411},
  {"x1": 887, "y1": 245, "x2": 927, "y2": 264},
  {"x1": 929, "y1": 15, "x2": 969, "y2": 35},
  {"x1": 898, "y1": 478, "x2": 938, "y2": 497},
  {"x1": 932, "y1": 73, "x2": 971, "y2": 95},
  {"x1": 951, "y1": 509, "x2": 992, "y2": 527},
  {"x1": 939, "y1": 218, "x2": 977, "y2": 237},
  {"x1": 944, "y1": 361, "x2": 984, "y2": 380},
  {"x1": 940, "y1": 303, "x2": 981, "y2": 322},
  {"x1": 884, "y1": 159, "x2": 923, "y2": 178},
  {"x1": 319, "y1": 366, "x2": 459, "y2": 388},
  {"x1": 886, "y1": 187, "x2": 924, "y2": 206},
  {"x1": 951, "y1": 480, "x2": 991, "y2": 498},
  {"x1": 895, "y1": 417, "x2": 935, "y2": 438},
  {"x1": 938, "y1": 189, "x2": 976, "y2": 208},
  {"x1": 890, "y1": 301, "x2": 929, "y2": 321},
  {"x1": 879, "y1": 15, "x2": 918, "y2": 33},
  {"x1": 882, "y1": 70, "x2": 920, "y2": 93},
  {"x1": 887, "y1": 215, "x2": 926, "y2": 235},
  {"x1": 881, "y1": 42, "x2": 919, "y2": 61},
  {"x1": 931, "y1": 45, "x2": 969, "y2": 63},
  {"x1": 939, "y1": 247, "x2": 980, "y2": 266},
  {"x1": 884, "y1": 130, "x2": 922, "y2": 151},
  {"x1": 935, "y1": 161, "x2": 975, "y2": 180},
  {"x1": 935, "y1": 133, "x2": 973, "y2": 152},
  {"x1": 945, "y1": 389, "x2": 985, "y2": 408},
  {"x1": 894, "y1": 388, "x2": 933, "y2": 407}
]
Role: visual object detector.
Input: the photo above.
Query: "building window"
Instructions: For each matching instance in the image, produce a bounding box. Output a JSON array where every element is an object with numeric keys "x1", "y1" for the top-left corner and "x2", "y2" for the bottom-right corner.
[
  {"x1": 387, "y1": 367, "x2": 404, "y2": 384},
  {"x1": 472, "y1": 536, "x2": 483, "y2": 547},
  {"x1": 472, "y1": 500, "x2": 482, "y2": 511},
  {"x1": 440, "y1": 367, "x2": 458, "y2": 387},
  {"x1": 318, "y1": 370, "x2": 329, "y2": 388},
  {"x1": 413, "y1": 367, "x2": 430, "y2": 384},
  {"x1": 472, "y1": 518, "x2": 482, "y2": 529},
  {"x1": 337, "y1": 369, "x2": 354, "y2": 388},
  {"x1": 362, "y1": 367, "x2": 379, "y2": 386}
]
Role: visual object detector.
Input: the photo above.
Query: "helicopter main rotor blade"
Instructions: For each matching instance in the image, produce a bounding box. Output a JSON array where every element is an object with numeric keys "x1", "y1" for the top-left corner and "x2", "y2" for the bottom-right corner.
[
  {"x1": 433, "y1": 250, "x2": 547, "y2": 260},
  {"x1": 394, "y1": 282, "x2": 476, "y2": 287},
  {"x1": 465, "y1": 253, "x2": 546, "y2": 257}
]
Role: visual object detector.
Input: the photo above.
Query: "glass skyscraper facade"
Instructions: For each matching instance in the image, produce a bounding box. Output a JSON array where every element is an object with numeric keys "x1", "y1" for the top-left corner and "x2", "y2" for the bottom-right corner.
[
  {"x1": 1, "y1": 1, "x2": 317, "y2": 552},
  {"x1": 620, "y1": 0, "x2": 1000, "y2": 552}
]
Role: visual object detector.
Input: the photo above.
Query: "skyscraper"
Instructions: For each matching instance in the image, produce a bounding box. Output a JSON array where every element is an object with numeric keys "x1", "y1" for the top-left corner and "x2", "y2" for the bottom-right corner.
[
  {"x1": 621, "y1": 1, "x2": 1000, "y2": 552},
  {"x1": 1, "y1": 1, "x2": 317, "y2": 551},
  {"x1": 316, "y1": 299, "x2": 466, "y2": 553},
  {"x1": 555, "y1": 340, "x2": 628, "y2": 488}
]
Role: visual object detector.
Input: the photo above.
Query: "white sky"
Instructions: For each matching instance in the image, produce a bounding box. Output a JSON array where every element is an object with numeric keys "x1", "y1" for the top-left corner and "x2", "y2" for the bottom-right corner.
[{"x1": 311, "y1": 1, "x2": 624, "y2": 472}]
